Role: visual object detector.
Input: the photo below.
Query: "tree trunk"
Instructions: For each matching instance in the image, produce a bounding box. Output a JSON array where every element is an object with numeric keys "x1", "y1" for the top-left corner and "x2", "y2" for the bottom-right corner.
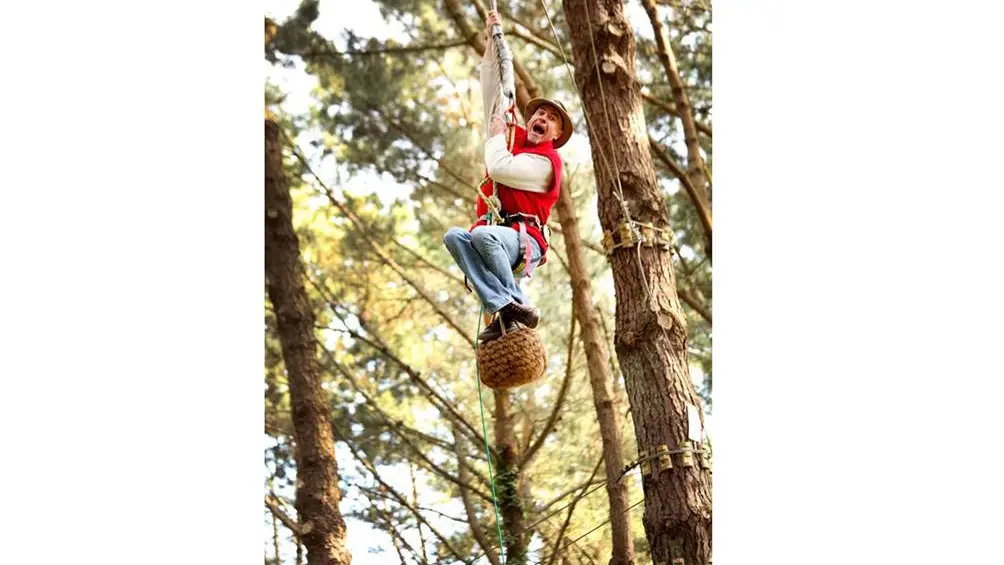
[
  {"x1": 265, "y1": 117, "x2": 352, "y2": 565},
  {"x1": 560, "y1": 1, "x2": 713, "y2": 564},
  {"x1": 494, "y1": 390, "x2": 528, "y2": 564},
  {"x1": 553, "y1": 179, "x2": 636, "y2": 565}
]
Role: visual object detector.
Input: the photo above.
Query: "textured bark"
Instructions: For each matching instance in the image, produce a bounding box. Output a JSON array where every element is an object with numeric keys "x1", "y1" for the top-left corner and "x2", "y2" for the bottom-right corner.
[
  {"x1": 265, "y1": 118, "x2": 352, "y2": 565},
  {"x1": 553, "y1": 178, "x2": 636, "y2": 565},
  {"x1": 560, "y1": 1, "x2": 713, "y2": 564},
  {"x1": 494, "y1": 391, "x2": 529, "y2": 564}
]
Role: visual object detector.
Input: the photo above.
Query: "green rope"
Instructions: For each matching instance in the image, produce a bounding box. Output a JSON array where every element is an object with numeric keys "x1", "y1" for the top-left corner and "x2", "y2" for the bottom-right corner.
[{"x1": 475, "y1": 306, "x2": 507, "y2": 564}]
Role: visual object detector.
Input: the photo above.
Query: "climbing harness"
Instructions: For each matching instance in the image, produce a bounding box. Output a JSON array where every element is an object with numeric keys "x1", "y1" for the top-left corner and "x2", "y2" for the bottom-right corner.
[
  {"x1": 502, "y1": 211, "x2": 548, "y2": 279},
  {"x1": 477, "y1": 0, "x2": 551, "y2": 283}
]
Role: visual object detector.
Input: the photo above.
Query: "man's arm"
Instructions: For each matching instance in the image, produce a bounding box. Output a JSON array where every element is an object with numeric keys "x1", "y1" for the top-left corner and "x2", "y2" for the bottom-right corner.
[
  {"x1": 480, "y1": 12, "x2": 552, "y2": 193},
  {"x1": 484, "y1": 130, "x2": 553, "y2": 193}
]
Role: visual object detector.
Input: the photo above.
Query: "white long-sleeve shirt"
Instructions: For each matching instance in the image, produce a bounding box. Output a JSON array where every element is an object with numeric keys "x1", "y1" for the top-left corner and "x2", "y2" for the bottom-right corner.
[{"x1": 480, "y1": 43, "x2": 553, "y2": 194}]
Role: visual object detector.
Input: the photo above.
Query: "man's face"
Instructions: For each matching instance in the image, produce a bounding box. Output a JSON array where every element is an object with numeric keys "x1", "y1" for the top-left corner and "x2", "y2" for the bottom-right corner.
[{"x1": 526, "y1": 105, "x2": 564, "y2": 146}]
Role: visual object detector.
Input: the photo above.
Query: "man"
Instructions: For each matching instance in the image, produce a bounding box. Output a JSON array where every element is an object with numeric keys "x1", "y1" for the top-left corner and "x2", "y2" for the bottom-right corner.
[{"x1": 443, "y1": 11, "x2": 573, "y2": 343}]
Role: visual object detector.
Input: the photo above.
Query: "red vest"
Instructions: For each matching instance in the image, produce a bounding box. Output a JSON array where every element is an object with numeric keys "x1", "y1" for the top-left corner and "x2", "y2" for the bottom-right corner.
[{"x1": 471, "y1": 126, "x2": 563, "y2": 262}]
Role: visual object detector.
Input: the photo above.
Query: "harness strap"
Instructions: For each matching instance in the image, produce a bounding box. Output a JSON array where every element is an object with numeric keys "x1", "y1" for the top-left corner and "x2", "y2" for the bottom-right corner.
[{"x1": 518, "y1": 221, "x2": 534, "y2": 279}]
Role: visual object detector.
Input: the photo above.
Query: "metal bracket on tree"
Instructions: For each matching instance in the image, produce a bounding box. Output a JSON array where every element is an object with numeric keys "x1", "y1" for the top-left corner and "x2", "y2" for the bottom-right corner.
[
  {"x1": 633, "y1": 442, "x2": 708, "y2": 478},
  {"x1": 602, "y1": 220, "x2": 676, "y2": 255}
]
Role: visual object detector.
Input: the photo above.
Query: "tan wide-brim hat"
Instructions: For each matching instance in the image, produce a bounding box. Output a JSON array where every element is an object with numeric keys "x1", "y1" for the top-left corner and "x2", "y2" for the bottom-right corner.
[{"x1": 524, "y1": 98, "x2": 573, "y2": 148}]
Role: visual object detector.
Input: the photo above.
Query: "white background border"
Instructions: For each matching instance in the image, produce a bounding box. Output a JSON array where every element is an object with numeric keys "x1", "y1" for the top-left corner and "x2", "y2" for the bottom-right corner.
[{"x1": 2, "y1": 0, "x2": 1002, "y2": 563}]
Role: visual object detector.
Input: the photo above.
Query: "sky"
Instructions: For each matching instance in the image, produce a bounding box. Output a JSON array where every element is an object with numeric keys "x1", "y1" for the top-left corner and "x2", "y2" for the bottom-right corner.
[{"x1": 264, "y1": 0, "x2": 710, "y2": 562}]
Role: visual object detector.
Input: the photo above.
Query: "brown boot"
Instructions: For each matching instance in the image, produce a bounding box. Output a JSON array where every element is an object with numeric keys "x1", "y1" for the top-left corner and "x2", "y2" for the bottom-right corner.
[
  {"x1": 500, "y1": 301, "x2": 539, "y2": 329},
  {"x1": 478, "y1": 315, "x2": 519, "y2": 343}
]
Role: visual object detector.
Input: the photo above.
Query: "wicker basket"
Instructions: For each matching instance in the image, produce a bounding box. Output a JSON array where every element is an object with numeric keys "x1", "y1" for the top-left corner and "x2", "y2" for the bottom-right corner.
[{"x1": 477, "y1": 326, "x2": 547, "y2": 389}]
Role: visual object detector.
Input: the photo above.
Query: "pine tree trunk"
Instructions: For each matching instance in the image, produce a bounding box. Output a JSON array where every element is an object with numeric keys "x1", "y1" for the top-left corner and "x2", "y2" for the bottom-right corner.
[
  {"x1": 554, "y1": 180, "x2": 636, "y2": 565},
  {"x1": 494, "y1": 390, "x2": 528, "y2": 564},
  {"x1": 265, "y1": 118, "x2": 352, "y2": 565},
  {"x1": 560, "y1": 1, "x2": 713, "y2": 564}
]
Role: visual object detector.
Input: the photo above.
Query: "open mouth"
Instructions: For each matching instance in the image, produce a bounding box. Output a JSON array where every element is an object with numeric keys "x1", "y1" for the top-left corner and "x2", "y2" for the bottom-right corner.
[{"x1": 530, "y1": 122, "x2": 546, "y2": 135}]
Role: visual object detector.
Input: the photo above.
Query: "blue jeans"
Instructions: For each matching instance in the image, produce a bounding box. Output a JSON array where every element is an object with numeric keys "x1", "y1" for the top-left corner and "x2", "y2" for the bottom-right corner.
[{"x1": 443, "y1": 225, "x2": 542, "y2": 314}]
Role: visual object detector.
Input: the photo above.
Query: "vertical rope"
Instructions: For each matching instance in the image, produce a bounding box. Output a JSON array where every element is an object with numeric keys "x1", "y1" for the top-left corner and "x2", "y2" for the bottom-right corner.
[{"x1": 475, "y1": 307, "x2": 507, "y2": 563}]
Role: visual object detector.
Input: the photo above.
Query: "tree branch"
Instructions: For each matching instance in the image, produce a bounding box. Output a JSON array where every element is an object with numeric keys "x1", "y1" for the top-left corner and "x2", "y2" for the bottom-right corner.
[
  {"x1": 641, "y1": 91, "x2": 712, "y2": 138},
  {"x1": 548, "y1": 223, "x2": 606, "y2": 255},
  {"x1": 322, "y1": 347, "x2": 496, "y2": 502},
  {"x1": 678, "y1": 285, "x2": 711, "y2": 324},
  {"x1": 534, "y1": 475, "x2": 608, "y2": 517},
  {"x1": 545, "y1": 457, "x2": 604, "y2": 565},
  {"x1": 409, "y1": 464, "x2": 431, "y2": 565},
  {"x1": 265, "y1": 495, "x2": 302, "y2": 538},
  {"x1": 359, "y1": 484, "x2": 470, "y2": 525},
  {"x1": 371, "y1": 498, "x2": 432, "y2": 565},
  {"x1": 519, "y1": 314, "x2": 577, "y2": 469},
  {"x1": 648, "y1": 134, "x2": 712, "y2": 247},
  {"x1": 331, "y1": 424, "x2": 474, "y2": 565},
  {"x1": 388, "y1": 237, "x2": 466, "y2": 288},
  {"x1": 308, "y1": 282, "x2": 490, "y2": 456},
  {"x1": 367, "y1": 102, "x2": 481, "y2": 195},
  {"x1": 309, "y1": 276, "x2": 489, "y2": 453},
  {"x1": 640, "y1": 0, "x2": 712, "y2": 215},
  {"x1": 286, "y1": 137, "x2": 477, "y2": 348},
  {"x1": 443, "y1": 0, "x2": 540, "y2": 108},
  {"x1": 294, "y1": 33, "x2": 479, "y2": 58},
  {"x1": 508, "y1": 26, "x2": 562, "y2": 58}
]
